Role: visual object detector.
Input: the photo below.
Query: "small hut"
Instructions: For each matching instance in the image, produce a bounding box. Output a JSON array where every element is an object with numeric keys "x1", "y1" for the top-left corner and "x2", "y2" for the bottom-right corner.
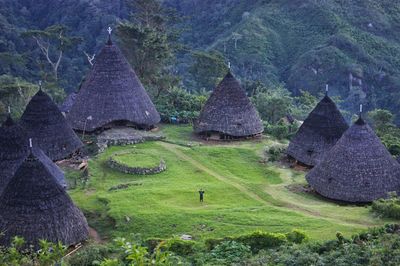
[
  {"x1": 0, "y1": 116, "x2": 66, "y2": 194},
  {"x1": 19, "y1": 89, "x2": 83, "y2": 161},
  {"x1": 287, "y1": 94, "x2": 348, "y2": 166},
  {"x1": 194, "y1": 72, "x2": 263, "y2": 139},
  {"x1": 66, "y1": 30, "x2": 160, "y2": 132},
  {"x1": 0, "y1": 149, "x2": 89, "y2": 248},
  {"x1": 306, "y1": 116, "x2": 400, "y2": 202}
]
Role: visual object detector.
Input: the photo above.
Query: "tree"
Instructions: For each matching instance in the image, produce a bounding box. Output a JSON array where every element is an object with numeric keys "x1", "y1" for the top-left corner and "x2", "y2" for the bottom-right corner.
[
  {"x1": 252, "y1": 85, "x2": 293, "y2": 124},
  {"x1": 116, "y1": 0, "x2": 181, "y2": 98},
  {"x1": 0, "y1": 75, "x2": 38, "y2": 120},
  {"x1": 188, "y1": 50, "x2": 228, "y2": 91},
  {"x1": 23, "y1": 25, "x2": 82, "y2": 81},
  {"x1": 292, "y1": 90, "x2": 318, "y2": 120},
  {"x1": 367, "y1": 109, "x2": 394, "y2": 130},
  {"x1": 367, "y1": 109, "x2": 400, "y2": 156}
]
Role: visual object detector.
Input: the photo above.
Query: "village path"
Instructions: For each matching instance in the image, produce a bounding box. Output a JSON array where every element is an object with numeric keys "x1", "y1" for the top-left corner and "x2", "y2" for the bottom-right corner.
[{"x1": 159, "y1": 142, "x2": 376, "y2": 228}]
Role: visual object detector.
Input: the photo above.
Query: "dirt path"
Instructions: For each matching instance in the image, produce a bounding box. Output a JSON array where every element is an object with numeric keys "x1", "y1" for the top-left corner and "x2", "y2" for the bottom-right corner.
[
  {"x1": 89, "y1": 227, "x2": 103, "y2": 243},
  {"x1": 159, "y1": 142, "x2": 376, "y2": 228}
]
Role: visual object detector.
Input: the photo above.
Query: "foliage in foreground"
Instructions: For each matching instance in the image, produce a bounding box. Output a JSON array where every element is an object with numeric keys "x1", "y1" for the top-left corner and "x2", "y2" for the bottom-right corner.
[
  {"x1": 241, "y1": 224, "x2": 400, "y2": 266},
  {"x1": 4, "y1": 225, "x2": 400, "y2": 266},
  {"x1": 0, "y1": 236, "x2": 65, "y2": 266}
]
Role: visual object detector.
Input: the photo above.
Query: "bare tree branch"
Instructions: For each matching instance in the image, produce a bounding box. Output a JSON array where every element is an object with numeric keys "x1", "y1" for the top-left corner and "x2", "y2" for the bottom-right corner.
[{"x1": 83, "y1": 51, "x2": 95, "y2": 66}]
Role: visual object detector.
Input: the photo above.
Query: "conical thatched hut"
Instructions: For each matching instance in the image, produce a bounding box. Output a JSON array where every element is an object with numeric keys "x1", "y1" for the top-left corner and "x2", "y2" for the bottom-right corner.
[
  {"x1": 66, "y1": 33, "x2": 160, "y2": 132},
  {"x1": 0, "y1": 117, "x2": 66, "y2": 194},
  {"x1": 306, "y1": 117, "x2": 400, "y2": 202},
  {"x1": 287, "y1": 95, "x2": 348, "y2": 166},
  {"x1": 19, "y1": 89, "x2": 83, "y2": 161},
  {"x1": 194, "y1": 72, "x2": 263, "y2": 139},
  {"x1": 0, "y1": 149, "x2": 88, "y2": 248}
]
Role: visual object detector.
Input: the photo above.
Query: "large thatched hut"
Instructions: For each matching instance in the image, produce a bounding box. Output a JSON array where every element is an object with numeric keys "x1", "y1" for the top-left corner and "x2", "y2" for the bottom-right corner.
[
  {"x1": 194, "y1": 71, "x2": 263, "y2": 139},
  {"x1": 0, "y1": 149, "x2": 89, "y2": 248},
  {"x1": 287, "y1": 94, "x2": 348, "y2": 166},
  {"x1": 0, "y1": 116, "x2": 66, "y2": 194},
  {"x1": 66, "y1": 32, "x2": 160, "y2": 132},
  {"x1": 19, "y1": 89, "x2": 83, "y2": 161},
  {"x1": 306, "y1": 117, "x2": 400, "y2": 202}
]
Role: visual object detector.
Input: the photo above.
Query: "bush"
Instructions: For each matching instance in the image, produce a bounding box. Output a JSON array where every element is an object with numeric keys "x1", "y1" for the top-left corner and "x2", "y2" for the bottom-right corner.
[
  {"x1": 206, "y1": 231, "x2": 289, "y2": 253},
  {"x1": 163, "y1": 238, "x2": 196, "y2": 256},
  {"x1": 236, "y1": 231, "x2": 287, "y2": 253},
  {"x1": 65, "y1": 244, "x2": 110, "y2": 266},
  {"x1": 144, "y1": 238, "x2": 164, "y2": 253},
  {"x1": 207, "y1": 241, "x2": 251, "y2": 264},
  {"x1": 264, "y1": 121, "x2": 299, "y2": 140},
  {"x1": 286, "y1": 229, "x2": 309, "y2": 244},
  {"x1": 371, "y1": 193, "x2": 400, "y2": 219},
  {"x1": 266, "y1": 144, "x2": 287, "y2": 162}
]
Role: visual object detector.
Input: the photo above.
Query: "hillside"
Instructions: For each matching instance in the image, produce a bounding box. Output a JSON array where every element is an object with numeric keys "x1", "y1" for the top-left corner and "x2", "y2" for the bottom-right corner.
[
  {"x1": 1, "y1": 0, "x2": 400, "y2": 119},
  {"x1": 167, "y1": 0, "x2": 400, "y2": 116}
]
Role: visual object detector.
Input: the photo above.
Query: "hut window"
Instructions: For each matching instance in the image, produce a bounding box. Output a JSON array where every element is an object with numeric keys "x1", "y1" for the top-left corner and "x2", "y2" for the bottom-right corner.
[
  {"x1": 307, "y1": 149, "x2": 313, "y2": 155},
  {"x1": 236, "y1": 123, "x2": 242, "y2": 126}
]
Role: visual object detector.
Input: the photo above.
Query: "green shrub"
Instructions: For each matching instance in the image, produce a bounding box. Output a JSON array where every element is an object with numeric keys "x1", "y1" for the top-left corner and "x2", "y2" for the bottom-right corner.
[
  {"x1": 286, "y1": 229, "x2": 308, "y2": 244},
  {"x1": 206, "y1": 231, "x2": 289, "y2": 253},
  {"x1": 65, "y1": 244, "x2": 110, "y2": 266},
  {"x1": 371, "y1": 194, "x2": 400, "y2": 219},
  {"x1": 236, "y1": 231, "x2": 287, "y2": 253},
  {"x1": 266, "y1": 144, "x2": 287, "y2": 162},
  {"x1": 205, "y1": 238, "x2": 228, "y2": 251},
  {"x1": 144, "y1": 238, "x2": 164, "y2": 253},
  {"x1": 163, "y1": 238, "x2": 196, "y2": 256},
  {"x1": 264, "y1": 121, "x2": 299, "y2": 140},
  {"x1": 207, "y1": 241, "x2": 251, "y2": 264}
]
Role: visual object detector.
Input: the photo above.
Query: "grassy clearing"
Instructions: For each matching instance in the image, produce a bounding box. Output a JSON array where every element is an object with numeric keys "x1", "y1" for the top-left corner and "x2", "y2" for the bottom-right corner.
[
  {"x1": 111, "y1": 148, "x2": 162, "y2": 168},
  {"x1": 67, "y1": 124, "x2": 392, "y2": 243}
]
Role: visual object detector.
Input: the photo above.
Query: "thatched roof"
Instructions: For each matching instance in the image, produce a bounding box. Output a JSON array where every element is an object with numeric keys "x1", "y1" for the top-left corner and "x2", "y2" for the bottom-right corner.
[
  {"x1": 19, "y1": 89, "x2": 83, "y2": 161},
  {"x1": 306, "y1": 117, "x2": 400, "y2": 202},
  {"x1": 0, "y1": 149, "x2": 88, "y2": 248},
  {"x1": 0, "y1": 117, "x2": 66, "y2": 194},
  {"x1": 59, "y1": 92, "x2": 77, "y2": 113},
  {"x1": 66, "y1": 35, "x2": 160, "y2": 132},
  {"x1": 194, "y1": 72, "x2": 263, "y2": 137},
  {"x1": 287, "y1": 95, "x2": 348, "y2": 166}
]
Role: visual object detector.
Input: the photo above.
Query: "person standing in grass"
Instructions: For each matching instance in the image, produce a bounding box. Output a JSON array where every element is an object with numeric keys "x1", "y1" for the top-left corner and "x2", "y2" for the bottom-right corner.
[{"x1": 199, "y1": 189, "x2": 205, "y2": 202}]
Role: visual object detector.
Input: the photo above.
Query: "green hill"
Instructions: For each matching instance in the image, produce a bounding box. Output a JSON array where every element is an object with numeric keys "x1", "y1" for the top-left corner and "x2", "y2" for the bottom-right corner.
[
  {"x1": 168, "y1": 0, "x2": 400, "y2": 117},
  {"x1": 1, "y1": 0, "x2": 400, "y2": 118}
]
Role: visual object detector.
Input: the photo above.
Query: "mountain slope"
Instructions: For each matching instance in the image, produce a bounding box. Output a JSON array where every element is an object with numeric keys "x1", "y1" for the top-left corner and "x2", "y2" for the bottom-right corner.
[{"x1": 168, "y1": 0, "x2": 400, "y2": 116}]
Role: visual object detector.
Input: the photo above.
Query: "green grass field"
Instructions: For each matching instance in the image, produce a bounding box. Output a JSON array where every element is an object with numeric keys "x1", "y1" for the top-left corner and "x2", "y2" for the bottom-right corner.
[{"x1": 67, "y1": 125, "x2": 393, "y2": 243}]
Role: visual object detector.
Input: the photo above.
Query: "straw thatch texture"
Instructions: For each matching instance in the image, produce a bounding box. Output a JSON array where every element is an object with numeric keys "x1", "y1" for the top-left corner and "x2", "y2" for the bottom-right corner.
[
  {"x1": 287, "y1": 95, "x2": 348, "y2": 166},
  {"x1": 19, "y1": 90, "x2": 83, "y2": 161},
  {"x1": 306, "y1": 117, "x2": 400, "y2": 202},
  {"x1": 0, "y1": 117, "x2": 66, "y2": 195},
  {"x1": 0, "y1": 150, "x2": 88, "y2": 248},
  {"x1": 59, "y1": 92, "x2": 77, "y2": 113},
  {"x1": 194, "y1": 72, "x2": 263, "y2": 137},
  {"x1": 66, "y1": 39, "x2": 160, "y2": 132}
]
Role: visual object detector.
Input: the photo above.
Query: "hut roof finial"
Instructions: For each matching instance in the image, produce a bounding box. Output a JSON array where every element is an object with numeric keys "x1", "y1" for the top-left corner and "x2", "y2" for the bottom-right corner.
[
  {"x1": 38, "y1": 80, "x2": 42, "y2": 91},
  {"x1": 107, "y1": 27, "x2": 113, "y2": 45},
  {"x1": 325, "y1": 84, "x2": 329, "y2": 96},
  {"x1": 29, "y1": 138, "x2": 32, "y2": 148},
  {"x1": 359, "y1": 104, "x2": 363, "y2": 117},
  {"x1": 7, "y1": 106, "x2": 10, "y2": 114},
  {"x1": 228, "y1": 61, "x2": 231, "y2": 69}
]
